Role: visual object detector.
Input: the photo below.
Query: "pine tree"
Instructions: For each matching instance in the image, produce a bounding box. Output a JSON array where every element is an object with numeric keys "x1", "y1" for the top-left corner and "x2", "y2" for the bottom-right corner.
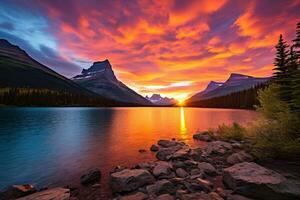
[
  {"x1": 273, "y1": 34, "x2": 290, "y2": 102},
  {"x1": 273, "y1": 34, "x2": 289, "y2": 79},
  {"x1": 291, "y1": 22, "x2": 300, "y2": 113}
]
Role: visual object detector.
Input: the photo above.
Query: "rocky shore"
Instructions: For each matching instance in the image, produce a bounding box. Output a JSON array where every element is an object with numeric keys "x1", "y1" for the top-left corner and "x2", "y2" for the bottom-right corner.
[{"x1": 1, "y1": 132, "x2": 300, "y2": 200}]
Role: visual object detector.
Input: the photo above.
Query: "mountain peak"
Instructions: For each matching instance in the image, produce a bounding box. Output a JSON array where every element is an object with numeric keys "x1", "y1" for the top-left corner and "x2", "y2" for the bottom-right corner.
[
  {"x1": 204, "y1": 81, "x2": 223, "y2": 92},
  {"x1": 146, "y1": 94, "x2": 176, "y2": 105},
  {"x1": 82, "y1": 59, "x2": 112, "y2": 74},
  {"x1": 0, "y1": 39, "x2": 12, "y2": 47},
  {"x1": 228, "y1": 73, "x2": 253, "y2": 80},
  {"x1": 0, "y1": 39, "x2": 25, "y2": 53}
]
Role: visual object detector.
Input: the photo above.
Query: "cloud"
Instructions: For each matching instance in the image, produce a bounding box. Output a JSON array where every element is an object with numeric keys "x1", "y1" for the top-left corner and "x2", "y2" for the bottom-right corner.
[{"x1": 1, "y1": 0, "x2": 299, "y2": 99}]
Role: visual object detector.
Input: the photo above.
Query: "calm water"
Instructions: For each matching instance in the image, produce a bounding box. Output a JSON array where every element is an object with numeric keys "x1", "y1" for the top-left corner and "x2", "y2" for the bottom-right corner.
[{"x1": 0, "y1": 107, "x2": 257, "y2": 190}]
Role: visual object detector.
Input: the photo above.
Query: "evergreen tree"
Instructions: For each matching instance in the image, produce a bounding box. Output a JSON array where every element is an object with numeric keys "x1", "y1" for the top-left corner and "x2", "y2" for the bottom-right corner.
[
  {"x1": 273, "y1": 34, "x2": 289, "y2": 80},
  {"x1": 273, "y1": 34, "x2": 290, "y2": 102},
  {"x1": 293, "y1": 22, "x2": 300, "y2": 55},
  {"x1": 291, "y1": 22, "x2": 300, "y2": 113}
]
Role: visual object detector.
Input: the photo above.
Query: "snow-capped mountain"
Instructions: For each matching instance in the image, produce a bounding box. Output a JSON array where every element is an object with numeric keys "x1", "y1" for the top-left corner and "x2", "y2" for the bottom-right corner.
[
  {"x1": 145, "y1": 94, "x2": 177, "y2": 105},
  {"x1": 72, "y1": 60, "x2": 151, "y2": 105},
  {"x1": 188, "y1": 73, "x2": 270, "y2": 102}
]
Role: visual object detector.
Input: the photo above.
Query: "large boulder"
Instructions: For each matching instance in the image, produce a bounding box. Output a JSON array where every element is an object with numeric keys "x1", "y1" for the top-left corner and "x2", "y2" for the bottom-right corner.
[
  {"x1": 157, "y1": 140, "x2": 178, "y2": 148},
  {"x1": 156, "y1": 146, "x2": 182, "y2": 161},
  {"x1": 80, "y1": 168, "x2": 101, "y2": 185},
  {"x1": 226, "y1": 151, "x2": 253, "y2": 165},
  {"x1": 150, "y1": 144, "x2": 159, "y2": 152},
  {"x1": 198, "y1": 162, "x2": 217, "y2": 176},
  {"x1": 223, "y1": 162, "x2": 300, "y2": 200},
  {"x1": 146, "y1": 179, "x2": 175, "y2": 196},
  {"x1": 110, "y1": 169, "x2": 155, "y2": 193},
  {"x1": 153, "y1": 161, "x2": 174, "y2": 179},
  {"x1": 202, "y1": 141, "x2": 232, "y2": 155},
  {"x1": 193, "y1": 132, "x2": 213, "y2": 142},
  {"x1": 17, "y1": 188, "x2": 70, "y2": 200},
  {"x1": 175, "y1": 168, "x2": 188, "y2": 178},
  {"x1": 0, "y1": 184, "x2": 36, "y2": 199},
  {"x1": 171, "y1": 146, "x2": 190, "y2": 160}
]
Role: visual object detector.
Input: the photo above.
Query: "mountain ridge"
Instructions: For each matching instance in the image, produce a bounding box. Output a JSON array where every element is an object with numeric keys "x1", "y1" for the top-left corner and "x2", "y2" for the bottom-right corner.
[
  {"x1": 145, "y1": 94, "x2": 176, "y2": 105},
  {"x1": 187, "y1": 73, "x2": 270, "y2": 102}
]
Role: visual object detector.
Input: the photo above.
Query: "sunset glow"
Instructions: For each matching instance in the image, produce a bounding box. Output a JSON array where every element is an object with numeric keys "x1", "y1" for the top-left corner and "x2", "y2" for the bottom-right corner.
[{"x1": 1, "y1": 0, "x2": 299, "y2": 99}]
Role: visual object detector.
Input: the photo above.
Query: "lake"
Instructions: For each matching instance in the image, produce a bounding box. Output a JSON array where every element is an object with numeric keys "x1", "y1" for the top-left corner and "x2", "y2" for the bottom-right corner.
[{"x1": 0, "y1": 107, "x2": 257, "y2": 192}]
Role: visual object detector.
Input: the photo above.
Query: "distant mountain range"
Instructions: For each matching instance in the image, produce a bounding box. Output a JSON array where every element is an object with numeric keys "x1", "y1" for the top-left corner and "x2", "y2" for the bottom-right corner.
[
  {"x1": 187, "y1": 73, "x2": 270, "y2": 102},
  {"x1": 145, "y1": 94, "x2": 177, "y2": 105},
  {"x1": 72, "y1": 60, "x2": 151, "y2": 105}
]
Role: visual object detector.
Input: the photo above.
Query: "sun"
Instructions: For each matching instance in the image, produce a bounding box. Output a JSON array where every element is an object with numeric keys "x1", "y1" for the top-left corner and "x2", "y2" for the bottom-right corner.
[{"x1": 177, "y1": 99, "x2": 185, "y2": 106}]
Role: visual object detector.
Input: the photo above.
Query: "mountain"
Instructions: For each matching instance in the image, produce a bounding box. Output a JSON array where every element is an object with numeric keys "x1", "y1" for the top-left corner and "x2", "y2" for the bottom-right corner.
[
  {"x1": 188, "y1": 73, "x2": 270, "y2": 102},
  {"x1": 0, "y1": 39, "x2": 89, "y2": 94},
  {"x1": 72, "y1": 60, "x2": 151, "y2": 105},
  {"x1": 145, "y1": 94, "x2": 177, "y2": 105}
]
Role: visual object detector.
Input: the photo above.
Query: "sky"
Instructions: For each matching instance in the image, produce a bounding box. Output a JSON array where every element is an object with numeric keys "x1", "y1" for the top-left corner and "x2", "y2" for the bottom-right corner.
[{"x1": 1, "y1": 0, "x2": 300, "y2": 101}]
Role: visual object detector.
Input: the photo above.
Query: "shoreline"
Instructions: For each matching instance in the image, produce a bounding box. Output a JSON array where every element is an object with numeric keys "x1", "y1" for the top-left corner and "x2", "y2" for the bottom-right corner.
[{"x1": 1, "y1": 133, "x2": 300, "y2": 200}]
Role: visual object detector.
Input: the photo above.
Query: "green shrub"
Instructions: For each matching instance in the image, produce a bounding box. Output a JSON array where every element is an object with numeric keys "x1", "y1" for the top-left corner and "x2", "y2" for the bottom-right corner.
[
  {"x1": 249, "y1": 84, "x2": 300, "y2": 159},
  {"x1": 216, "y1": 122, "x2": 246, "y2": 141}
]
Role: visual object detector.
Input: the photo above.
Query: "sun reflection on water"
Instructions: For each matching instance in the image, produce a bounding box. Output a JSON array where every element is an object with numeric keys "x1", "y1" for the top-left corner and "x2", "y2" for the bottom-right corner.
[{"x1": 180, "y1": 107, "x2": 187, "y2": 139}]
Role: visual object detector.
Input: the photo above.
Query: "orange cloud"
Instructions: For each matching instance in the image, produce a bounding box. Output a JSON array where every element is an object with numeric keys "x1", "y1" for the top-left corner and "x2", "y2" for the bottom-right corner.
[{"x1": 18, "y1": 0, "x2": 299, "y2": 99}]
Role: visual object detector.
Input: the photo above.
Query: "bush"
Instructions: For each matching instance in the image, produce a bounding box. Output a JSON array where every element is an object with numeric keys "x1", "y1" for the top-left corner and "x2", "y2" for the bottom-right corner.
[
  {"x1": 216, "y1": 122, "x2": 246, "y2": 141},
  {"x1": 249, "y1": 84, "x2": 300, "y2": 159}
]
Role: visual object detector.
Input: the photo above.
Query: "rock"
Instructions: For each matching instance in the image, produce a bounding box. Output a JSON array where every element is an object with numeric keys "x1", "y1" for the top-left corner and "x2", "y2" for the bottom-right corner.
[
  {"x1": 17, "y1": 188, "x2": 70, "y2": 200},
  {"x1": 119, "y1": 192, "x2": 148, "y2": 200},
  {"x1": 209, "y1": 192, "x2": 224, "y2": 200},
  {"x1": 171, "y1": 146, "x2": 190, "y2": 160},
  {"x1": 146, "y1": 179, "x2": 175, "y2": 196},
  {"x1": 138, "y1": 149, "x2": 147, "y2": 153},
  {"x1": 189, "y1": 148, "x2": 202, "y2": 161},
  {"x1": 175, "y1": 168, "x2": 188, "y2": 178},
  {"x1": 175, "y1": 189, "x2": 189, "y2": 199},
  {"x1": 169, "y1": 177, "x2": 185, "y2": 185},
  {"x1": 150, "y1": 144, "x2": 159, "y2": 152},
  {"x1": 156, "y1": 194, "x2": 174, "y2": 200},
  {"x1": 91, "y1": 183, "x2": 101, "y2": 188},
  {"x1": 215, "y1": 187, "x2": 228, "y2": 198},
  {"x1": 198, "y1": 162, "x2": 217, "y2": 176},
  {"x1": 110, "y1": 169, "x2": 155, "y2": 193},
  {"x1": 190, "y1": 169, "x2": 201, "y2": 176},
  {"x1": 193, "y1": 132, "x2": 213, "y2": 141},
  {"x1": 226, "y1": 151, "x2": 253, "y2": 165},
  {"x1": 153, "y1": 161, "x2": 174, "y2": 179},
  {"x1": 172, "y1": 160, "x2": 185, "y2": 169},
  {"x1": 180, "y1": 193, "x2": 211, "y2": 200},
  {"x1": 190, "y1": 173, "x2": 203, "y2": 180},
  {"x1": 80, "y1": 168, "x2": 101, "y2": 185},
  {"x1": 196, "y1": 178, "x2": 213, "y2": 192},
  {"x1": 232, "y1": 142, "x2": 243, "y2": 149},
  {"x1": 183, "y1": 160, "x2": 198, "y2": 168},
  {"x1": 0, "y1": 184, "x2": 36, "y2": 199},
  {"x1": 135, "y1": 162, "x2": 155, "y2": 171},
  {"x1": 158, "y1": 140, "x2": 178, "y2": 148},
  {"x1": 223, "y1": 162, "x2": 300, "y2": 200},
  {"x1": 203, "y1": 141, "x2": 232, "y2": 155},
  {"x1": 156, "y1": 146, "x2": 182, "y2": 161},
  {"x1": 227, "y1": 194, "x2": 253, "y2": 200},
  {"x1": 110, "y1": 165, "x2": 126, "y2": 174}
]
